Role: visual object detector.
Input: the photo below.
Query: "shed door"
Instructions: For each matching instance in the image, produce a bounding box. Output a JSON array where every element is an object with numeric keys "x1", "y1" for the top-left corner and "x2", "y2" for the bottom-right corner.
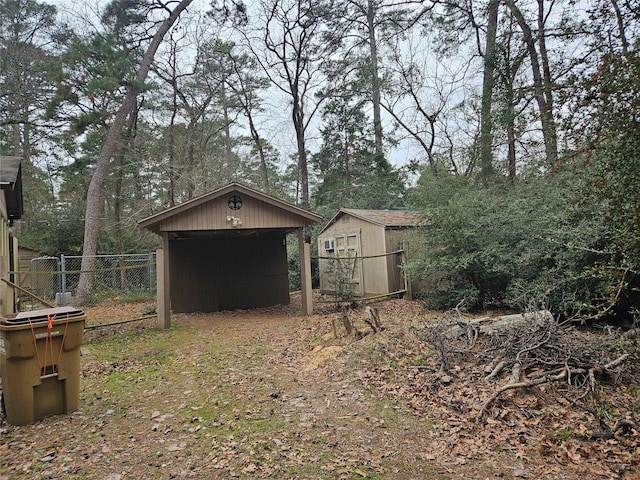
[{"x1": 335, "y1": 230, "x2": 363, "y2": 296}]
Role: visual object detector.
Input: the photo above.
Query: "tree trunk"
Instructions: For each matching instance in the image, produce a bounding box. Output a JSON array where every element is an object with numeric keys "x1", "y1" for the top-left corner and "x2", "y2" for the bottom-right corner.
[
  {"x1": 479, "y1": 0, "x2": 500, "y2": 184},
  {"x1": 506, "y1": 0, "x2": 558, "y2": 165},
  {"x1": 611, "y1": 0, "x2": 629, "y2": 55},
  {"x1": 75, "y1": 0, "x2": 194, "y2": 306},
  {"x1": 536, "y1": 0, "x2": 558, "y2": 163},
  {"x1": 506, "y1": 102, "x2": 516, "y2": 180},
  {"x1": 168, "y1": 45, "x2": 179, "y2": 208},
  {"x1": 293, "y1": 96, "x2": 310, "y2": 209},
  {"x1": 247, "y1": 113, "x2": 270, "y2": 190},
  {"x1": 366, "y1": 0, "x2": 384, "y2": 158},
  {"x1": 222, "y1": 86, "x2": 234, "y2": 171},
  {"x1": 113, "y1": 101, "x2": 139, "y2": 252}
]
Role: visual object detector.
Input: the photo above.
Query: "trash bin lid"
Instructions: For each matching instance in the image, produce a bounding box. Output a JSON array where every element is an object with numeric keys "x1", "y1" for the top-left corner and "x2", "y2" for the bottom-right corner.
[{"x1": 1, "y1": 306, "x2": 85, "y2": 325}]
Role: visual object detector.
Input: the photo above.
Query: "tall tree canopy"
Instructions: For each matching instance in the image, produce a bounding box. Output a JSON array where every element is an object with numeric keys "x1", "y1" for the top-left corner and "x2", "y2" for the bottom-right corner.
[{"x1": 0, "y1": 0, "x2": 638, "y2": 318}]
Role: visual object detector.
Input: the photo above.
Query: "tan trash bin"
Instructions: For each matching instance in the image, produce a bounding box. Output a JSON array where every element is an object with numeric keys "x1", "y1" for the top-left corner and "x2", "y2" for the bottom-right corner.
[{"x1": 0, "y1": 306, "x2": 85, "y2": 425}]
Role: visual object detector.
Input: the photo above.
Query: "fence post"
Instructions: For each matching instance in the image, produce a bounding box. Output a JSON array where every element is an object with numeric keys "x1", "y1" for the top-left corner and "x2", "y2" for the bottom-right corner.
[
  {"x1": 60, "y1": 254, "x2": 67, "y2": 298},
  {"x1": 148, "y1": 252, "x2": 155, "y2": 299}
]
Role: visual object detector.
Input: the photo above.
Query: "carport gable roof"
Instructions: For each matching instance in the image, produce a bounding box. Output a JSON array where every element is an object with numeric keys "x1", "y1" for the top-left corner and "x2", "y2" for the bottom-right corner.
[
  {"x1": 139, "y1": 183, "x2": 322, "y2": 235},
  {"x1": 319, "y1": 208, "x2": 420, "y2": 235}
]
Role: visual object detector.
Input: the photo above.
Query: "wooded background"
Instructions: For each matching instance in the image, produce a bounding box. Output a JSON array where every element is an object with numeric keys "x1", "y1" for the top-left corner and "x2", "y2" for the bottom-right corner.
[{"x1": 0, "y1": 0, "x2": 638, "y2": 318}]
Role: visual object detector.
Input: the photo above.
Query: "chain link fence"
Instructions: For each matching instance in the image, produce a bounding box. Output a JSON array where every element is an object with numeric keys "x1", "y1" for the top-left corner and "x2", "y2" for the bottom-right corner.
[{"x1": 18, "y1": 253, "x2": 156, "y2": 310}]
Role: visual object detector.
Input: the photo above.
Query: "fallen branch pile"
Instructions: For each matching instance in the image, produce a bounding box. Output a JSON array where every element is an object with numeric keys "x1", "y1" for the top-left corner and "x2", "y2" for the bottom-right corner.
[
  {"x1": 341, "y1": 301, "x2": 639, "y2": 478},
  {"x1": 411, "y1": 309, "x2": 638, "y2": 432}
]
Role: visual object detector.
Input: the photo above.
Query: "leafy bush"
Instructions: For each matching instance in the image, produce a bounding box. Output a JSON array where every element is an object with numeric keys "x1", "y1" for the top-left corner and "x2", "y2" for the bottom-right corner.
[{"x1": 406, "y1": 167, "x2": 608, "y2": 318}]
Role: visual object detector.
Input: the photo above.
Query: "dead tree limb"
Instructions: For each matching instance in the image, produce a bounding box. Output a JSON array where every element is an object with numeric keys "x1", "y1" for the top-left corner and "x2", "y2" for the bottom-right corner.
[
  {"x1": 485, "y1": 360, "x2": 508, "y2": 382},
  {"x1": 441, "y1": 310, "x2": 553, "y2": 339},
  {"x1": 613, "y1": 418, "x2": 639, "y2": 435},
  {"x1": 509, "y1": 362, "x2": 523, "y2": 385},
  {"x1": 340, "y1": 308, "x2": 364, "y2": 339},
  {"x1": 477, "y1": 369, "x2": 573, "y2": 423},
  {"x1": 364, "y1": 306, "x2": 384, "y2": 333},
  {"x1": 603, "y1": 353, "x2": 630, "y2": 370},
  {"x1": 477, "y1": 353, "x2": 632, "y2": 424},
  {"x1": 341, "y1": 310, "x2": 353, "y2": 336}
]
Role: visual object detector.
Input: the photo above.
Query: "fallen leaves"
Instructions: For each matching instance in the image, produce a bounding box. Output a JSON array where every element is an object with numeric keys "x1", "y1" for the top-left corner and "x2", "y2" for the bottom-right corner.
[
  {"x1": 348, "y1": 302, "x2": 640, "y2": 479},
  {"x1": 0, "y1": 299, "x2": 637, "y2": 479}
]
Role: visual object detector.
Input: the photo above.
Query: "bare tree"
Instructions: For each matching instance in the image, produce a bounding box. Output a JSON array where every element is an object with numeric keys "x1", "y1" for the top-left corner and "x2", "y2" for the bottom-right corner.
[
  {"x1": 153, "y1": 22, "x2": 227, "y2": 204},
  {"x1": 383, "y1": 28, "x2": 474, "y2": 176},
  {"x1": 417, "y1": 0, "x2": 507, "y2": 177},
  {"x1": 505, "y1": 0, "x2": 558, "y2": 165},
  {"x1": 221, "y1": 45, "x2": 272, "y2": 190},
  {"x1": 240, "y1": 0, "x2": 331, "y2": 208},
  {"x1": 329, "y1": 0, "x2": 428, "y2": 160},
  {"x1": 478, "y1": 0, "x2": 499, "y2": 183},
  {"x1": 76, "y1": 0, "x2": 194, "y2": 306}
]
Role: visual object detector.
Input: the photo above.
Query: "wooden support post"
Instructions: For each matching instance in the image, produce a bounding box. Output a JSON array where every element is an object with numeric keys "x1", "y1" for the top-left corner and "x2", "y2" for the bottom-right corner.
[
  {"x1": 402, "y1": 240, "x2": 412, "y2": 300},
  {"x1": 157, "y1": 234, "x2": 171, "y2": 329},
  {"x1": 298, "y1": 228, "x2": 313, "y2": 315}
]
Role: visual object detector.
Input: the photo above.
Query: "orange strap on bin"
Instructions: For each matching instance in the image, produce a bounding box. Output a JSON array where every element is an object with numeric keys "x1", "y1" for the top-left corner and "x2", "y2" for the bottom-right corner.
[
  {"x1": 45, "y1": 314, "x2": 55, "y2": 375},
  {"x1": 55, "y1": 314, "x2": 71, "y2": 372},
  {"x1": 29, "y1": 314, "x2": 69, "y2": 377},
  {"x1": 29, "y1": 317, "x2": 43, "y2": 374}
]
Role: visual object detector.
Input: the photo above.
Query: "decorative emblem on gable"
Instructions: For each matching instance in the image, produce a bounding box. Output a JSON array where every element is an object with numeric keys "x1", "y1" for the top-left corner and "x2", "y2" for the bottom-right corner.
[{"x1": 227, "y1": 195, "x2": 243, "y2": 210}]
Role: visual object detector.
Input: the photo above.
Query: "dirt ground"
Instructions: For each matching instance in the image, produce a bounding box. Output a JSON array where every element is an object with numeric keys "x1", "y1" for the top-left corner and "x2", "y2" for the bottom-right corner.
[{"x1": 0, "y1": 297, "x2": 638, "y2": 479}]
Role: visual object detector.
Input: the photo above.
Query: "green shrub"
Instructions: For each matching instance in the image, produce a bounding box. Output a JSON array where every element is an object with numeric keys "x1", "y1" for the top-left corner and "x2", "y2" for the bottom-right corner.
[{"x1": 406, "y1": 167, "x2": 608, "y2": 318}]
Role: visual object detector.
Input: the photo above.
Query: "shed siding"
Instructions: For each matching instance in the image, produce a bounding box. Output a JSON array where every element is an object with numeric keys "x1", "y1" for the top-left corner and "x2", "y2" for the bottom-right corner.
[
  {"x1": 319, "y1": 216, "x2": 390, "y2": 296},
  {"x1": 158, "y1": 195, "x2": 307, "y2": 232},
  {"x1": 384, "y1": 228, "x2": 408, "y2": 293},
  {"x1": 170, "y1": 234, "x2": 289, "y2": 313},
  {"x1": 0, "y1": 191, "x2": 6, "y2": 222},
  {"x1": 364, "y1": 220, "x2": 389, "y2": 295},
  {"x1": 318, "y1": 210, "x2": 422, "y2": 298}
]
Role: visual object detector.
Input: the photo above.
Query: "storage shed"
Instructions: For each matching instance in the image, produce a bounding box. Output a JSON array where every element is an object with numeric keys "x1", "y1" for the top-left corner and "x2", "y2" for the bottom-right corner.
[
  {"x1": 317, "y1": 209, "x2": 419, "y2": 299},
  {"x1": 139, "y1": 183, "x2": 322, "y2": 328}
]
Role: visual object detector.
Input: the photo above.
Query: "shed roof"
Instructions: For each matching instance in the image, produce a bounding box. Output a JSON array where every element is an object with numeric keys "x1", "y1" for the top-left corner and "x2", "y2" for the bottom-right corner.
[
  {"x1": 319, "y1": 208, "x2": 420, "y2": 234},
  {"x1": 139, "y1": 182, "x2": 322, "y2": 235}
]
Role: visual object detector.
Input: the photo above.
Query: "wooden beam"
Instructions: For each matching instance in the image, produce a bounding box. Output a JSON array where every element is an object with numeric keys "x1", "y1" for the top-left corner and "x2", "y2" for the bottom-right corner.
[
  {"x1": 298, "y1": 228, "x2": 313, "y2": 315},
  {"x1": 402, "y1": 240, "x2": 412, "y2": 300},
  {"x1": 157, "y1": 234, "x2": 172, "y2": 329},
  {"x1": 1, "y1": 277, "x2": 56, "y2": 308}
]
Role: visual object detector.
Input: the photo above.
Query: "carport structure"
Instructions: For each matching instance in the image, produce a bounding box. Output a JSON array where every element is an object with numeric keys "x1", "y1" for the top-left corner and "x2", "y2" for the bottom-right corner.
[{"x1": 139, "y1": 183, "x2": 322, "y2": 328}]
